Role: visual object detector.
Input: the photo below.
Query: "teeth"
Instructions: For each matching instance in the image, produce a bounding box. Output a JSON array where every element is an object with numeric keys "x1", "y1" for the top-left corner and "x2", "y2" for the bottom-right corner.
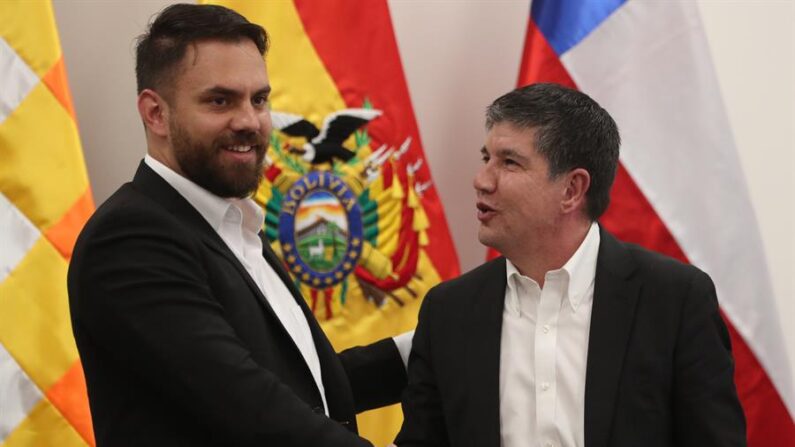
[{"x1": 228, "y1": 145, "x2": 252, "y2": 152}]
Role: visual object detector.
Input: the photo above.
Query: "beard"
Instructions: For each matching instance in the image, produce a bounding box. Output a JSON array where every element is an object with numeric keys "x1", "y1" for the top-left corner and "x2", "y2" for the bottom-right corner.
[{"x1": 169, "y1": 118, "x2": 266, "y2": 198}]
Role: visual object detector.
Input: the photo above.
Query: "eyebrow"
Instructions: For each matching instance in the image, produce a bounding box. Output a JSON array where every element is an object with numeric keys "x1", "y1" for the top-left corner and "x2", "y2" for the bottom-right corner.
[
  {"x1": 200, "y1": 85, "x2": 272, "y2": 98},
  {"x1": 497, "y1": 148, "x2": 527, "y2": 161},
  {"x1": 482, "y1": 146, "x2": 528, "y2": 162}
]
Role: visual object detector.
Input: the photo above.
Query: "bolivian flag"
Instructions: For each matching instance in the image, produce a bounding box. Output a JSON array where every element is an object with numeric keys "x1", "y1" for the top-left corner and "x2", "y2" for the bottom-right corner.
[
  {"x1": 0, "y1": 1, "x2": 94, "y2": 445},
  {"x1": 204, "y1": 1, "x2": 460, "y2": 444}
]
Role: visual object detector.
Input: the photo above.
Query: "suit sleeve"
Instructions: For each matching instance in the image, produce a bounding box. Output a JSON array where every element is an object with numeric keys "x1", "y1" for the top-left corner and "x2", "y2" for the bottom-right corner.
[
  {"x1": 339, "y1": 337, "x2": 407, "y2": 412},
  {"x1": 394, "y1": 289, "x2": 450, "y2": 447},
  {"x1": 673, "y1": 270, "x2": 747, "y2": 447},
  {"x1": 69, "y1": 210, "x2": 371, "y2": 447}
]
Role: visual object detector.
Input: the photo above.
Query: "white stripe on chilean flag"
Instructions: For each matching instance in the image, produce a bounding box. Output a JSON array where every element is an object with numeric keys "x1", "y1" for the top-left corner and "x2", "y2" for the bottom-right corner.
[
  {"x1": 518, "y1": 0, "x2": 794, "y2": 443},
  {"x1": 565, "y1": 0, "x2": 794, "y2": 408}
]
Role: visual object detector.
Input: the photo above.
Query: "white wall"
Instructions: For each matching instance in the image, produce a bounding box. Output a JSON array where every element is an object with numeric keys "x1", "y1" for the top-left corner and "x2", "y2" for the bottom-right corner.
[{"x1": 53, "y1": 0, "x2": 794, "y2": 383}]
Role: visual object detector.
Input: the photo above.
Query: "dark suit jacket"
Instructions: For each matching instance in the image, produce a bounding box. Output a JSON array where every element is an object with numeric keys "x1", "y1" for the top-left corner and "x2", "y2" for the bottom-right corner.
[
  {"x1": 68, "y1": 162, "x2": 406, "y2": 447},
  {"x1": 396, "y1": 227, "x2": 746, "y2": 447}
]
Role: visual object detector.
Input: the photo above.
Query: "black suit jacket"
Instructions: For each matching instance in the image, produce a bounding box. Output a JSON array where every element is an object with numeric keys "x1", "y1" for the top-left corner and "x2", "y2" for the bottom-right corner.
[
  {"x1": 396, "y1": 227, "x2": 746, "y2": 447},
  {"x1": 68, "y1": 162, "x2": 406, "y2": 446}
]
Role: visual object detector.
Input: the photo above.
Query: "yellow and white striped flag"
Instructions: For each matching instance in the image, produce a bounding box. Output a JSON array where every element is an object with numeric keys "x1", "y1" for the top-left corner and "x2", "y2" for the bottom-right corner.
[{"x1": 0, "y1": 1, "x2": 94, "y2": 445}]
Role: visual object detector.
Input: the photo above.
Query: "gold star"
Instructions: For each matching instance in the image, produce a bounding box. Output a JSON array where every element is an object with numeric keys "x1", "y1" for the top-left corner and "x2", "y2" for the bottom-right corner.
[
  {"x1": 335, "y1": 272, "x2": 344, "y2": 279},
  {"x1": 283, "y1": 243, "x2": 293, "y2": 251},
  {"x1": 287, "y1": 255, "x2": 296, "y2": 263},
  {"x1": 302, "y1": 273, "x2": 310, "y2": 281},
  {"x1": 292, "y1": 265, "x2": 302, "y2": 273},
  {"x1": 351, "y1": 238, "x2": 361, "y2": 247},
  {"x1": 324, "y1": 277, "x2": 333, "y2": 285},
  {"x1": 343, "y1": 262, "x2": 352, "y2": 270},
  {"x1": 312, "y1": 278, "x2": 321, "y2": 286},
  {"x1": 348, "y1": 251, "x2": 358, "y2": 259}
]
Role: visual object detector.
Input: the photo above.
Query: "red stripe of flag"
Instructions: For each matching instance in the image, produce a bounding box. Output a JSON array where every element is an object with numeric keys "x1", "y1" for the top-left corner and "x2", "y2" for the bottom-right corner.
[{"x1": 293, "y1": 0, "x2": 459, "y2": 280}]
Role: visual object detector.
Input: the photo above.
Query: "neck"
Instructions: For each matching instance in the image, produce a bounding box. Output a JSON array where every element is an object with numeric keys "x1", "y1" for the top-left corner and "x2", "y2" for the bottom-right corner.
[
  {"x1": 507, "y1": 218, "x2": 592, "y2": 287},
  {"x1": 147, "y1": 140, "x2": 184, "y2": 177}
]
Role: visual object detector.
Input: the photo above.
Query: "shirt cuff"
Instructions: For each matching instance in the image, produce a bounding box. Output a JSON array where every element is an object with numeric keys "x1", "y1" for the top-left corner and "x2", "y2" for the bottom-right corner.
[{"x1": 392, "y1": 330, "x2": 414, "y2": 370}]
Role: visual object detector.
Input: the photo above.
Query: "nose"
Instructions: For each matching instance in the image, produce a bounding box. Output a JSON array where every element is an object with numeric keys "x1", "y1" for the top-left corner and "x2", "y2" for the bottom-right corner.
[
  {"x1": 474, "y1": 161, "x2": 496, "y2": 194},
  {"x1": 230, "y1": 102, "x2": 261, "y2": 132}
]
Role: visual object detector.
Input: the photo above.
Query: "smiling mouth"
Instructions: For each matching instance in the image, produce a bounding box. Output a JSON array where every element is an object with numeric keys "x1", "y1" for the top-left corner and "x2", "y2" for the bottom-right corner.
[{"x1": 224, "y1": 145, "x2": 257, "y2": 153}]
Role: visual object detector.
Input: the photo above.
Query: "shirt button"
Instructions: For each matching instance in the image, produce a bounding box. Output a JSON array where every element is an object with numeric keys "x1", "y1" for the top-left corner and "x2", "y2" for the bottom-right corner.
[
  {"x1": 542, "y1": 325, "x2": 550, "y2": 333},
  {"x1": 541, "y1": 382, "x2": 550, "y2": 391}
]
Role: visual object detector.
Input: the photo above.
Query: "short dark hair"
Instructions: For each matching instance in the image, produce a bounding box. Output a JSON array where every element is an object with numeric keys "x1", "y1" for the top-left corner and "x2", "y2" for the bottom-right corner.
[
  {"x1": 485, "y1": 83, "x2": 620, "y2": 220},
  {"x1": 135, "y1": 3, "x2": 268, "y2": 97}
]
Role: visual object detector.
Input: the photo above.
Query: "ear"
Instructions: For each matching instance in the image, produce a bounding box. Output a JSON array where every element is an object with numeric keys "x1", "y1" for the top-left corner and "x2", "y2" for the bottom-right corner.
[
  {"x1": 561, "y1": 168, "x2": 591, "y2": 215},
  {"x1": 137, "y1": 89, "x2": 169, "y2": 138}
]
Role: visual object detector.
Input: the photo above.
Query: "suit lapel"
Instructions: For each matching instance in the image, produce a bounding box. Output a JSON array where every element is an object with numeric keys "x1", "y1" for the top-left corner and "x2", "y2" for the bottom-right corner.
[
  {"x1": 259, "y1": 234, "x2": 307, "y2": 309},
  {"x1": 202, "y1": 237, "x2": 279, "y2": 315},
  {"x1": 134, "y1": 162, "x2": 336, "y2": 405},
  {"x1": 259, "y1": 233, "x2": 356, "y2": 423},
  {"x1": 466, "y1": 258, "x2": 506, "y2": 447},
  {"x1": 584, "y1": 227, "x2": 641, "y2": 447},
  {"x1": 258, "y1": 234, "x2": 330, "y2": 357},
  {"x1": 258, "y1": 234, "x2": 338, "y2": 367},
  {"x1": 132, "y1": 162, "x2": 310, "y2": 354}
]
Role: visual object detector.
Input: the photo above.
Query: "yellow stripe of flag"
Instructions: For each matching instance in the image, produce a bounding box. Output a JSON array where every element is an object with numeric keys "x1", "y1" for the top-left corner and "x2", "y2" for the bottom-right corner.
[
  {"x1": 0, "y1": 1, "x2": 94, "y2": 445},
  {"x1": 207, "y1": 0, "x2": 347, "y2": 121},
  {"x1": 0, "y1": 1, "x2": 61, "y2": 77}
]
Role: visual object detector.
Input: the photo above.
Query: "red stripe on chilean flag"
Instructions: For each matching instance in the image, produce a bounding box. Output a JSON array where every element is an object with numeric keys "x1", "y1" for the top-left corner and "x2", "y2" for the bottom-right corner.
[
  {"x1": 293, "y1": 0, "x2": 459, "y2": 280},
  {"x1": 491, "y1": 7, "x2": 795, "y2": 446},
  {"x1": 516, "y1": 20, "x2": 577, "y2": 90}
]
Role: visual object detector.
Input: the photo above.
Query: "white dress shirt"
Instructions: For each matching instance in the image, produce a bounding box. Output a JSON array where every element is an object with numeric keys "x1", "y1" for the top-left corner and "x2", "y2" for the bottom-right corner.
[
  {"x1": 499, "y1": 222, "x2": 600, "y2": 447},
  {"x1": 144, "y1": 155, "x2": 330, "y2": 415}
]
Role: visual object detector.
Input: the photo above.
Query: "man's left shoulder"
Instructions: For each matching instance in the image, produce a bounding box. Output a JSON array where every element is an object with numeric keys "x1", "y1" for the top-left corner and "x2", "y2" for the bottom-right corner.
[{"x1": 613, "y1": 236, "x2": 713, "y2": 292}]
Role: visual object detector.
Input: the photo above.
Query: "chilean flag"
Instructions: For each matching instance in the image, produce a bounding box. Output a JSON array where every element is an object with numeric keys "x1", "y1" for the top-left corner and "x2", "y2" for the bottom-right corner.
[{"x1": 503, "y1": 0, "x2": 795, "y2": 444}]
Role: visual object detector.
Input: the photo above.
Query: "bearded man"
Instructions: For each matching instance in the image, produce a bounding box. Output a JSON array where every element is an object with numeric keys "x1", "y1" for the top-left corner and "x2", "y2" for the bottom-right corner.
[{"x1": 67, "y1": 4, "x2": 406, "y2": 446}]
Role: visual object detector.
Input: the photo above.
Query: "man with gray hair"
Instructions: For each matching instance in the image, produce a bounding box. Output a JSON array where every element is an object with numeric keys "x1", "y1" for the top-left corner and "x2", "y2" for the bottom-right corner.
[{"x1": 396, "y1": 83, "x2": 745, "y2": 447}]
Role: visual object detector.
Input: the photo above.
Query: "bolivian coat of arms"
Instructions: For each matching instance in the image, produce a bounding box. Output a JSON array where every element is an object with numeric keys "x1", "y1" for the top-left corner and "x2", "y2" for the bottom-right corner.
[{"x1": 256, "y1": 104, "x2": 439, "y2": 322}]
